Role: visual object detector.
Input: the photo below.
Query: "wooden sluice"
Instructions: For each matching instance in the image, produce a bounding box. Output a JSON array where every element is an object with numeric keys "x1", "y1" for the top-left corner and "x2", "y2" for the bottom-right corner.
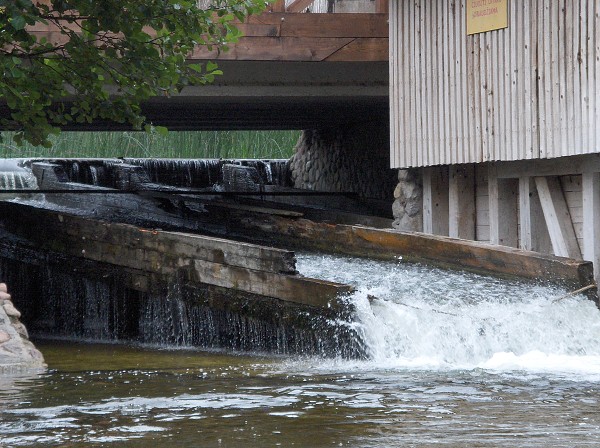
[
  {"x1": 0, "y1": 200, "x2": 361, "y2": 356},
  {"x1": 0, "y1": 202, "x2": 352, "y2": 308},
  {"x1": 0, "y1": 157, "x2": 597, "y2": 356}
]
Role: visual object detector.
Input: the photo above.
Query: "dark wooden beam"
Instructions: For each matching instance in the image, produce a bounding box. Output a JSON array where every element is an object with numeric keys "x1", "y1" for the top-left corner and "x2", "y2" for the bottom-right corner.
[{"x1": 375, "y1": 0, "x2": 389, "y2": 13}]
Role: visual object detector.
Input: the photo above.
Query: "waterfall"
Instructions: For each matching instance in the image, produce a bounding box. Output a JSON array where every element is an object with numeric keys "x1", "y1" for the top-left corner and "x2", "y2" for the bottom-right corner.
[
  {"x1": 297, "y1": 253, "x2": 600, "y2": 375},
  {"x1": 123, "y1": 158, "x2": 291, "y2": 189},
  {"x1": 0, "y1": 247, "x2": 361, "y2": 357},
  {"x1": 0, "y1": 160, "x2": 38, "y2": 191}
]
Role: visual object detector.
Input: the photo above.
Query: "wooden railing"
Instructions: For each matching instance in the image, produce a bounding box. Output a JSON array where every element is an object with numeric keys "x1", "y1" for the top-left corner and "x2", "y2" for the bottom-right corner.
[{"x1": 269, "y1": 0, "x2": 388, "y2": 13}]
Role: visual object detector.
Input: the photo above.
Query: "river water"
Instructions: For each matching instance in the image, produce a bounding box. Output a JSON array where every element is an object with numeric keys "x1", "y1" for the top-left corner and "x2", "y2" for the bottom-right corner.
[{"x1": 2, "y1": 254, "x2": 600, "y2": 447}]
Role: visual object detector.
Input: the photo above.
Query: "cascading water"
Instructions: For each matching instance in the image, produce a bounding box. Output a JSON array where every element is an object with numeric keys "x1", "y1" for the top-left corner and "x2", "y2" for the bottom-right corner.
[
  {"x1": 122, "y1": 158, "x2": 291, "y2": 189},
  {"x1": 297, "y1": 253, "x2": 600, "y2": 377},
  {"x1": 0, "y1": 160, "x2": 38, "y2": 191}
]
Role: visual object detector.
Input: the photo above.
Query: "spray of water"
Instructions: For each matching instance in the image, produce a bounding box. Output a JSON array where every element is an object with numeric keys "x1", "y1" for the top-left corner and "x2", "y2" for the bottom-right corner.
[
  {"x1": 0, "y1": 160, "x2": 38, "y2": 190},
  {"x1": 297, "y1": 253, "x2": 600, "y2": 376}
]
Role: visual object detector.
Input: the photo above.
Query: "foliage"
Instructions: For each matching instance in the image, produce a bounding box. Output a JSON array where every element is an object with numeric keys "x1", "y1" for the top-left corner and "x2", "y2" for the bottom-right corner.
[
  {"x1": 0, "y1": 129, "x2": 300, "y2": 159},
  {"x1": 0, "y1": 0, "x2": 266, "y2": 147}
]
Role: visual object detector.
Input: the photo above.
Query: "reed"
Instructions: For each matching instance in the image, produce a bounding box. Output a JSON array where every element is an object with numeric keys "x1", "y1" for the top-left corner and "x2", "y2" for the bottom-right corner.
[{"x1": 0, "y1": 130, "x2": 300, "y2": 159}]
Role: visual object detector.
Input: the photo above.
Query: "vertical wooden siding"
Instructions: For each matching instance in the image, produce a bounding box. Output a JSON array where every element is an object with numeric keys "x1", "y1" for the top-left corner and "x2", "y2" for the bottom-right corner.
[{"x1": 390, "y1": 0, "x2": 600, "y2": 168}]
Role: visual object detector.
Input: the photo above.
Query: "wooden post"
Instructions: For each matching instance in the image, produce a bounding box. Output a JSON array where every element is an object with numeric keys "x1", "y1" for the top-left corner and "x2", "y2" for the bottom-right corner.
[
  {"x1": 488, "y1": 165, "x2": 518, "y2": 247},
  {"x1": 269, "y1": 0, "x2": 285, "y2": 12},
  {"x1": 583, "y1": 172, "x2": 600, "y2": 281},
  {"x1": 449, "y1": 165, "x2": 475, "y2": 239},
  {"x1": 534, "y1": 176, "x2": 581, "y2": 259},
  {"x1": 519, "y1": 176, "x2": 552, "y2": 252},
  {"x1": 375, "y1": 0, "x2": 389, "y2": 13},
  {"x1": 423, "y1": 166, "x2": 449, "y2": 236}
]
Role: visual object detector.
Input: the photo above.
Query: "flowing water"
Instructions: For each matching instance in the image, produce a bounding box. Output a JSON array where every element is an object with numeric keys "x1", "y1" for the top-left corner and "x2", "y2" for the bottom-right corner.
[
  {"x1": 0, "y1": 160, "x2": 38, "y2": 191},
  {"x1": 2, "y1": 255, "x2": 600, "y2": 447}
]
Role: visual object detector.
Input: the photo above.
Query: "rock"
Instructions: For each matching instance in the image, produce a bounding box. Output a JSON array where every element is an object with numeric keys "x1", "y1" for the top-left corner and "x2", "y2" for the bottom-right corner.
[
  {"x1": 0, "y1": 291, "x2": 10, "y2": 302},
  {"x1": 393, "y1": 183, "x2": 402, "y2": 199},
  {"x1": 0, "y1": 283, "x2": 6, "y2": 293},
  {"x1": 3, "y1": 302, "x2": 22, "y2": 319},
  {"x1": 0, "y1": 331, "x2": 10, "y2": 344},
  {"x1": 12, "y1": 322, "x2": 29, "y2": 340}
]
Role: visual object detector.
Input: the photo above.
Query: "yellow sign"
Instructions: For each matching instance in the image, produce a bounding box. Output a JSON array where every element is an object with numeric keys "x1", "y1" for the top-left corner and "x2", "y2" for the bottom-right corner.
[{"x1": 467, "y1": 0, "x2": 509, "y2": 35}]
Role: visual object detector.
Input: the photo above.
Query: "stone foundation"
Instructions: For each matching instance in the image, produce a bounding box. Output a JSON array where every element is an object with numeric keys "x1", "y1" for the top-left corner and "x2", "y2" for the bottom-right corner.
[
  {"x1": 392, "y1": 169, "x2": 423, "y2": 232},
  {"x1": 0, "y1": 283, "x2": 45, "y2": 373},
  {"x1": 289, "y1": 121, "x2": 396, "y2": 202}
]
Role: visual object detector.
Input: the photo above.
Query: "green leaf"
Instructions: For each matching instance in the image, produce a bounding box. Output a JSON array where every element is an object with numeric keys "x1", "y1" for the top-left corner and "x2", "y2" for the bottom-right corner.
[
  {"x1": 154, "y1": 126, "x2": 168, "y2": 136},
  {"x1": 10, "y1": 15, "x2": 26, "y2": 31},
  {"x1": 1, "y1": 0, "x2": 267, "y2": 147}
]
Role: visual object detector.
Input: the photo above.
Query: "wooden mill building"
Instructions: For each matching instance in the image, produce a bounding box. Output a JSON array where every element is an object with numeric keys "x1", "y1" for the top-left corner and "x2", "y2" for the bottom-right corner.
[{"x1": 389, "y1": 0, "x2": 600, "y2": 282}]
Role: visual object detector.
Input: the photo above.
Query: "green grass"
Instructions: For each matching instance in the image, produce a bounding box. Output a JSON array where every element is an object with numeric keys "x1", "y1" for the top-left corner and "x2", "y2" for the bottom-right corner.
[{"x1": 0, "y1": 130, "x2": 301, "y2": 159}]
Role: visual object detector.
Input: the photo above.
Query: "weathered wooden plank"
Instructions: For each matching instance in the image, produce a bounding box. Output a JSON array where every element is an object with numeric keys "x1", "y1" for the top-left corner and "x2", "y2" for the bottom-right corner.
[
  {"x1": 422, "y1": 166, "x2": 449, "y2": 236},
  {"x1": 488, "y1": 166, "x2": 518, "y2": 247},
  {"x1": 193, "y1": 260, "x2": 352, "y2": 308},
  {"x1": 519, "y1": 176, "x2": 552, "y2": 253},
  {"x1": 448, "y1": 165, "x2": 475, "y2": 240},
  {"x1": 0, "y1": 202, "x2": 354, "y2": 308},
  {"x1": 494, "y1": 154, "x2": 600, "y2": 179},
  {"x1": 534, "y1": 176, "x2": 581, "y2": 259},
  {"x1": 190, "y1": 36, "x2": 356, "y2": 61},
  {"x1": 375, "y1": 0, "x2": 389, "y2": 13},
  {"x1": 269, "y1": 0, "x2": 286, "y2": 12},
  {"x1": 324, "y1": 38, "x2": 388, "y2": 62},
  {"x1": 0, "y1": 202, "x2": 297, "y2": 274},
  {"x1": 228, "y1": 213, "x2": 595, "y2": 288},
  {"x1": 203, "y1": 200, "x2": 304, "y2": 218},
  {"x1": 246, "y1": 13, "x2": 389, "y2": 38}
]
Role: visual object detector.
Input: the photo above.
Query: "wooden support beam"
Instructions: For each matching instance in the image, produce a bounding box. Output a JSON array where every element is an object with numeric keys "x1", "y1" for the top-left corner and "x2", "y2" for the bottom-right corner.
[
  {"x1": 375, "y1": 0, "x2": 389, "y2": 13},
  {"x1": 423, "y1": 166, "x2": 449, "y2": 236},
  {"x1": 269, "y1": 0, "x2": 286, "y2": 12},
  {"x1": 244, "y1": 13, "x2": 389, "y2": 38},
  {"x1": 494, "y1": 154, "x2": 600, "y2": 179},
  {"x1": 583, "y1": 172, "x2": 600, "y2": 281},
  {"x1": 449, "y1": 166, "x2": 475, "y2": 239},
  {"x1": 519, "y1": 177, "x2": 552, "y2": 252},
  {"x1": 534, "y1": 176, "x2": 582, "y2": 259},
  {"x1": 488, "y1": 166, "x2": 518, "y2": 247}
]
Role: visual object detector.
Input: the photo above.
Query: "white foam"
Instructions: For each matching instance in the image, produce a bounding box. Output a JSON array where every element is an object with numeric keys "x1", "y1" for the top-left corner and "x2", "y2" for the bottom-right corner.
[{"x1": 296, "y1": 253, "x2": 600, "y2": 378}]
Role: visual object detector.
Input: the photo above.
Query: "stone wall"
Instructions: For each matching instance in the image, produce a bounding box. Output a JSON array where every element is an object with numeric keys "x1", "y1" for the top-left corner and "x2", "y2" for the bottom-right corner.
[
  {"x1": 289, "y1": 121, "x2": 396, "y2": 201},
  {"x1": 0, "y1": 283, "x2": 45, "y2": 373}
]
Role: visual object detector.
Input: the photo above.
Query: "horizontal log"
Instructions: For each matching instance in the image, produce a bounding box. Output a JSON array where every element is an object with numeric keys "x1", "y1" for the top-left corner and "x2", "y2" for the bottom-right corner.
[
  {"x1": 193, "y1": 260, "x2": 353, "y2": 308},
  {"x1": 29, "y1": 13, "x2": 389, "y2": 63},
  {"x1": 226, "y1": 213, "x2": 596, "y2": 289},
  {"x1": 0, "y1": 202, "x2": 295, "y2": 274},
  {"x1": 245, "y1": 13, "x2": 389, "y2": 38},
  {"x1": 191, "y1": 36, "x2": 365, "y2": 62},
  {"x1": 324, "y1": 38, "x2": 389, "y2": 62},
  {"x1": 0, "y1": 202, "x2": 354, "y2": 307}
]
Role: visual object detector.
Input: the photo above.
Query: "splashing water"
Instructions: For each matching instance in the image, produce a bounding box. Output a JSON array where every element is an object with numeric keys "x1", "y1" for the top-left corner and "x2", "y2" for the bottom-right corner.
[
  {"x1": 0, "y1": 160, "x2": 38, "y2": 190},
  {"x1": 296, "y1": 253, "x2": 600, "y2": 378}
]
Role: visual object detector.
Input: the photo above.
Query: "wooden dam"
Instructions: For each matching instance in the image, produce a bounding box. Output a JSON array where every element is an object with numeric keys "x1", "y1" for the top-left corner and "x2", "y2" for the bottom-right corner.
[
  {"x1": 2, "y1": 0, "x2": 600, "y2": 357},
  {"x1": 0, "y1": 157, "x2": 595, "y2": 357}
]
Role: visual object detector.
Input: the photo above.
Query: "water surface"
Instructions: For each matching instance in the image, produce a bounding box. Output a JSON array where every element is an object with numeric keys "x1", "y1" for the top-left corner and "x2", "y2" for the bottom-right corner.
[{"x1": 2, "y1": 254, "x2": 600, "y2": 447}]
